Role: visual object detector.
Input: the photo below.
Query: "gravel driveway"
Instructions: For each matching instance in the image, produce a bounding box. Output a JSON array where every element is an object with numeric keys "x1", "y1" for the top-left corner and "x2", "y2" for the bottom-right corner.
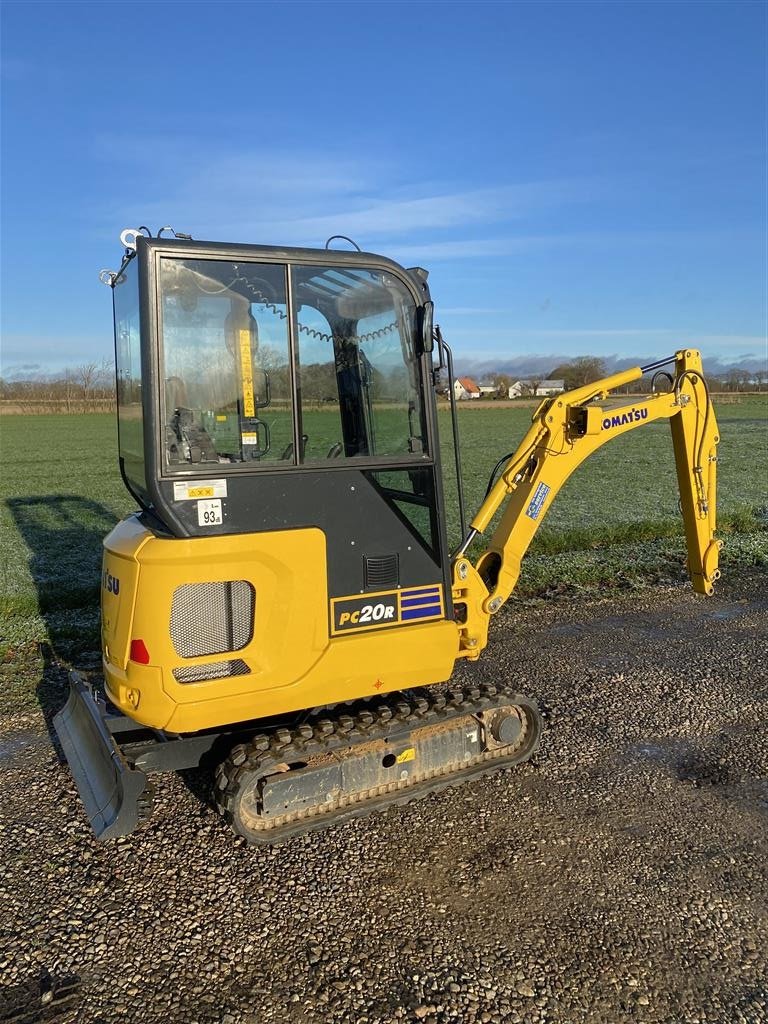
[{"x1": 2, "y1": 569, "x2": 766, "y2": 1024}]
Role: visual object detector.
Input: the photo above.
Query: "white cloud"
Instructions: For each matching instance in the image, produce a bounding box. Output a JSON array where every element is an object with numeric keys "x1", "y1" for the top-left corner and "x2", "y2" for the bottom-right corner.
[
  {"x1": 441, "y1": 327, "x2": 766, "y2": 364},
  {"x1": 93, "y1": 137, "x2": 597, "y2": 249},
  {"x1": 437, "y1": 307, "x2": 508, "y2": 315}
]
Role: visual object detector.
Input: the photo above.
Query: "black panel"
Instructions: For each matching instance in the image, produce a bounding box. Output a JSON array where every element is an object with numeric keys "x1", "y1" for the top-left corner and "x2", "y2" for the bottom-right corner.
[{"x1": 157, "y1": 465, "x2": 448, "y2": 605}]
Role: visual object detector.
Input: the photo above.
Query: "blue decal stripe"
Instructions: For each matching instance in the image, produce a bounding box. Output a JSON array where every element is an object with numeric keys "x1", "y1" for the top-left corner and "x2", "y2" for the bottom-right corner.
[
  {"x1": 401, "y1": 596, "x2": 443, "y2": 609},
  {"x1": 402, "y1": 604, "x2": 442, "y2": 620},
  {"x1": 402, "y1": 587, "x2": 441, "y2": 598}
]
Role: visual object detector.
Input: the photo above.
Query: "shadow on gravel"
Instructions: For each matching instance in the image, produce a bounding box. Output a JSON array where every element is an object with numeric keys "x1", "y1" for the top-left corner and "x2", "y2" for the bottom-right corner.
[
  {"x1": 7, "y1": 495, "x2": 115, "y2": 738},
  {"x1": 0, "y1": 967, "x2": 81, "y2": 1024},
  {"x1": 627, "y1": 738, "x2": 733, "y2": 787}
]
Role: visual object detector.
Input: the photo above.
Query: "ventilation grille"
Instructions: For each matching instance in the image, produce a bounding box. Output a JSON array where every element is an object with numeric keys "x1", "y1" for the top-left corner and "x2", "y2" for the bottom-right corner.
[
  {"x1": 364, "y1": 554, "x2": 400, "y2": 590},
  {"x1": 173, "y1": 659, "x2": 250, "y2": 684},
  {"x1": 170, "y1": 581, "x2": 255, "y2": 658}
]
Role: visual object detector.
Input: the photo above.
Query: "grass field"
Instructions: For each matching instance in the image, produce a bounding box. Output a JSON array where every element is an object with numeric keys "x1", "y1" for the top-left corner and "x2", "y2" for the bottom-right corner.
[{"x1": 1, "y1": 397, "x2": 766, "y2": 702}]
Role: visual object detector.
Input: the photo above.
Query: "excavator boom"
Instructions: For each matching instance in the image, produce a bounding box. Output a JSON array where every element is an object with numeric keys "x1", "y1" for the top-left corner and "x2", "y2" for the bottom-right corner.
[{"x1": 452, "y1": 348, "x2": 721, "y2": 658}]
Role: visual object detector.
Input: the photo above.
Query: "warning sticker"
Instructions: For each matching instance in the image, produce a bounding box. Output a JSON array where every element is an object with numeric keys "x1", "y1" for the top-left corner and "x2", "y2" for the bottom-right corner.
[
  {"x1": 239, "y1": 329, "x2": 255, "y2": 418},
  {"x1": 173, "y1": 479, "x2": 228, "y2": 501},
  {"x1": 242, "y1": 432, "x2": 259, "y2": 446},
  {"x1": 396, "y1": 748, "x2": 416, "y2": 764}
]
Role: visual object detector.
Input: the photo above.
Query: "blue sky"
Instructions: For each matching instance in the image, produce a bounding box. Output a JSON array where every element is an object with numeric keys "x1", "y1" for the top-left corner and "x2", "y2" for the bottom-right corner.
[{"x1": 1, "y1": 0, "x2": 765, "y2": 378}]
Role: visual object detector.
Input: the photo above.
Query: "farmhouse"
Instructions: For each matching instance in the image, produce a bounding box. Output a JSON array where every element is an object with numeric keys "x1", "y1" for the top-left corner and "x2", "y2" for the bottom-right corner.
[
  {"x1": 508, "y1": 378, "x2": 565, "y2": 399},
  {"x1": 453, "y1": 377, "x2": 481, "y2": 400}
]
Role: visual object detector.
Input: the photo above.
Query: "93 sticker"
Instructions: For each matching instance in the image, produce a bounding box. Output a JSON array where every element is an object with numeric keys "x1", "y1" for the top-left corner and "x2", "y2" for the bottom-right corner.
[{"x1": 197, "y1": 499, "x2": 222, "y2": 526}]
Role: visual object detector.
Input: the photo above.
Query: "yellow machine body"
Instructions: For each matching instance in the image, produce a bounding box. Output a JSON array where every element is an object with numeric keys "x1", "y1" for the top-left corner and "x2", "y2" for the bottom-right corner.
[
  {"x1": 101, "y1": 521, "x2": 458, "y2": 733},
  {"x1": 102, "y1": 348, "x2": 719, "y2": 734}
]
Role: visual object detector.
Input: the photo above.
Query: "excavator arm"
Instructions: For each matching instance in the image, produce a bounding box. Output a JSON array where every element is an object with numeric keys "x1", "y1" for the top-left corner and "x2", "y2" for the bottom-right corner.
[{"x1": 452, "y1": 348, "x2": 722, "y2": 659}]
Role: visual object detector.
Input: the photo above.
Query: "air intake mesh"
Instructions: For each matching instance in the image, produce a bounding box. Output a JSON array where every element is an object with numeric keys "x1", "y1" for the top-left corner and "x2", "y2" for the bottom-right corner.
[
  {"x1": 173, "y1": 659, "x2": 250, "y2": 683},
  {"x1": 170, "y1": 581, "x2": 254, "y2": 658}
]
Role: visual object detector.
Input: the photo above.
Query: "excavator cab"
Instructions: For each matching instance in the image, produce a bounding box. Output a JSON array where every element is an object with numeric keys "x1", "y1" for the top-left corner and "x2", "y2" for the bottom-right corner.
[{"x1": 113, "y1": 236, "x2": 449, "y2": 595}]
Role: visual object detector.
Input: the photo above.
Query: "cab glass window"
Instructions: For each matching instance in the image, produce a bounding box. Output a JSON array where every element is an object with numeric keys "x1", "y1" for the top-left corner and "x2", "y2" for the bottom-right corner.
[
  {"x1": 292, "y1": 265, "x2": 426, "y2": 464},
  {"x1": 158, "y1": 258, "x2": 294, "y2": 470},
  {"x1": 113, "y1": 257, "x2": 146, "y2": 495}
]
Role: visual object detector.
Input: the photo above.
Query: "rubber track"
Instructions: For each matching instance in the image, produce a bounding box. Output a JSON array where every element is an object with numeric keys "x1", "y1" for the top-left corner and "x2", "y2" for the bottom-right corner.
[{"x1": 214, "y1": 683, "x2": 541, "y2": 845}]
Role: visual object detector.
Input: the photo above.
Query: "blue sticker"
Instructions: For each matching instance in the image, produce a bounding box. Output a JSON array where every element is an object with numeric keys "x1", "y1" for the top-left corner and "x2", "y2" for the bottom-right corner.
[
  {"x1": 526, "y1": 482, "x2": 550, "y2": 521},
  {"x1": 400, "y1": 585, "x2": 442, "y2": 621}
]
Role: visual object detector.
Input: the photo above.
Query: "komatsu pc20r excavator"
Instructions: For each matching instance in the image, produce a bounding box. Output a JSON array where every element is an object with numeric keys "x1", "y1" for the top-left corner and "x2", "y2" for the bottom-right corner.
[{"x1": 54, "y1": 229, "x2": 721, "y2": 844}]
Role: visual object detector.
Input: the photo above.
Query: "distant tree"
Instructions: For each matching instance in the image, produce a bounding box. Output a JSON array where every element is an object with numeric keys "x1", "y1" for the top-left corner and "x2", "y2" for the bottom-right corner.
[
  {"x1": 493, "y1": 373, "x2": 513, "y2": 399},
  {"x1": 726, "y1": 368, "x2": 750, "y2": 392},
  {"x1": 76, "y1": 362, "x2": 100, "y2": 403},
  {"x1": 549, "y1": 356, "x2": 607, "y2": 389},
  {"x1": 431, "y1": 368, "x2": 450, "y2": 396},
  {"x1": 528, "y1": 377, "x2": 542, "y2": 397},
  {"x1": 301, "y1": 361, "x2": 338, "y2": 402}
]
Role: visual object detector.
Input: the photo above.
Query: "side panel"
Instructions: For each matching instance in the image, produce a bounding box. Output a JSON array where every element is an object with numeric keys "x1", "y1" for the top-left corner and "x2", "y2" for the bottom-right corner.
[
  {"x1": 101, "y1": 517, "x2": 151, "y2": 671},
  {"x1": 158, "y1": 466, "x2": 447, "y2": 603},
  {"x1": 161, "y1": 619, "x2": 459, "y2": 734}
]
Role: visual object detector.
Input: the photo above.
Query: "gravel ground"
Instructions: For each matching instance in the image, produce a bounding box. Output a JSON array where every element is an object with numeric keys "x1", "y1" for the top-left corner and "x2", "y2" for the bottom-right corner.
[{"x1": 1, "y1": 568, "x2": 767, "y2": 1024}]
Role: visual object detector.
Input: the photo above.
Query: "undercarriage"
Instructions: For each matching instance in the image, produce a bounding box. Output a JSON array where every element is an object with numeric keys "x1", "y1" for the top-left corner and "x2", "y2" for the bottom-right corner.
[
  {"x1": 216, "y1": 683, "x2": 541, "y2": 843},
  {"x1": 54, "y1": 674, "x2": 541, "y2": 844}
]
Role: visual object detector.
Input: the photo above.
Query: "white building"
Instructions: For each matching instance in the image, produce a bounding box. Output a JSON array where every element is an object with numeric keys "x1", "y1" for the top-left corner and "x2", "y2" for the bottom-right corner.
[
  {"x1": 453, "y1": 377, "x2": 481, "y2": 400},
  {"x1": 508, "y1": 378, "x2": 565, "y2": 399}
]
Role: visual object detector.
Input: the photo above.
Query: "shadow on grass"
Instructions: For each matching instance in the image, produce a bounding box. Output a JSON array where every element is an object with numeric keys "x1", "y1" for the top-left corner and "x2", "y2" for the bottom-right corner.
[
  {"x1": 6, "y1": 494, "x2": 231, "y2": 827},
  {"x1": 6, "y1": 494, "x2": 117, "y2": 735}
]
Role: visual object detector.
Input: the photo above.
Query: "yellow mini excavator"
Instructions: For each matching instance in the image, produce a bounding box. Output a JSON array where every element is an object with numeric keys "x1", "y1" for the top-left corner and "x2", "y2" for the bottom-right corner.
[{"x1": 54, "y1": 229, "x2": 721, "y2": 843}]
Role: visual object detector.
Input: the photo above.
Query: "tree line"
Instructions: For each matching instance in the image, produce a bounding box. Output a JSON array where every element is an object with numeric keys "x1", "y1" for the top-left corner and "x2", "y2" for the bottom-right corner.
[
  {"x1": 453, "y1": 356, "x2": 767, "y2": 399},
  {"x1": 0, "y1": 361, "x2": 116, "y2": 413},
  {"x1": 1, "y1": 354, "x2": 765, "y2": 415}
]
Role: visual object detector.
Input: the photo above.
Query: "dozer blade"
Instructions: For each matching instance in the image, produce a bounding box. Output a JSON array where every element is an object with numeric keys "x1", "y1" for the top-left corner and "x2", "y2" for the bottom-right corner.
[{"x1": 53, "y1": 673, "x2": 150, "y2": 840}]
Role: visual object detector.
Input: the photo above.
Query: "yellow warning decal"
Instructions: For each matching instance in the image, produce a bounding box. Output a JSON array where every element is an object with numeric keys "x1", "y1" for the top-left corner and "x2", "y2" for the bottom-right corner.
[
  {"x1": 239, "y1": 328, "x2": 255, "y2": 417},
  {"x1": 396, "y1": 748, "x2": 416, "y2": 764},
  {"x1": 216, "y1": 414, "x2": 227, "y2": 422},
  {"x1": 173, "y1": 479, "x2": 227, "y2": 501}
]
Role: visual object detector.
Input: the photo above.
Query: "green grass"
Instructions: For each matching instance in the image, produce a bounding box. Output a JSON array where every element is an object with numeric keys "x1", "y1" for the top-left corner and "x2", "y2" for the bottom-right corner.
[{"x1": 0, "y1": 396, "x2": 766, "y2": 684}]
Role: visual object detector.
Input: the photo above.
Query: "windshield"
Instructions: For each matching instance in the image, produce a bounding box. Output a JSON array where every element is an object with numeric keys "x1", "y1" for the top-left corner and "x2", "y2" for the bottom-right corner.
[{"x1": 157, "y1": 256, "x2": 425, "y2": 471}]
